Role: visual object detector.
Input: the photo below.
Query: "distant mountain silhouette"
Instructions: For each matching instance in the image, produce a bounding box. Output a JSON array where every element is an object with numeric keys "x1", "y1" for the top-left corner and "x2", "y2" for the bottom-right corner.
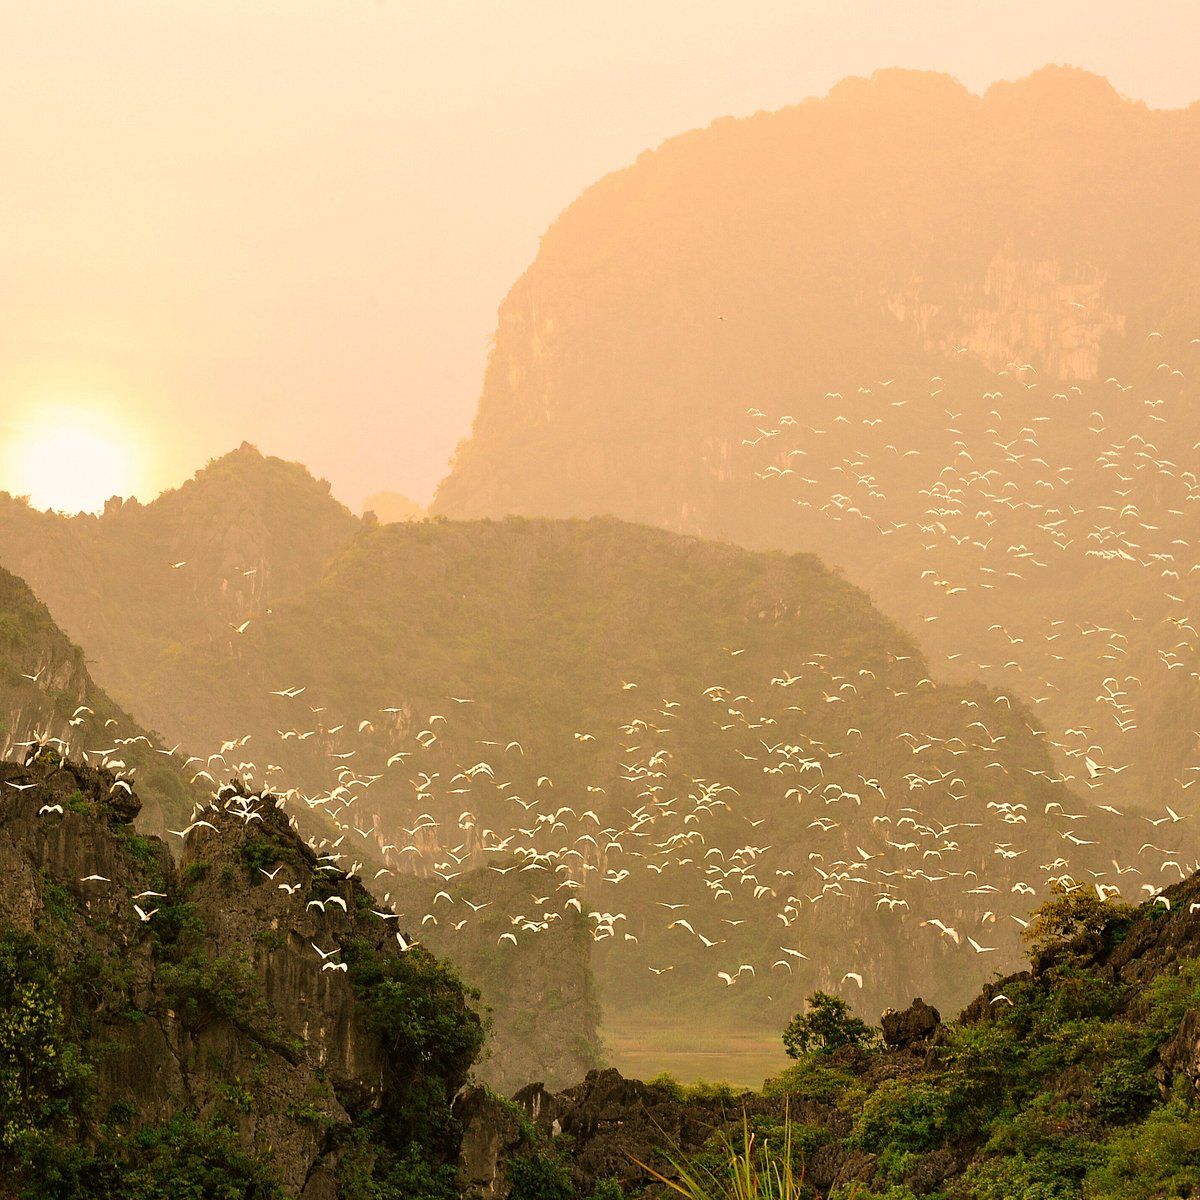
[
  {"x1": 432, "y1": 66, "x2": 1200, "y2": 818},
  {"x1": 0, "y1": 442, "x2": 362, "y2": 707},
  {"x1": 363, "y1": 491, "x2": 426, "y2": 524}
]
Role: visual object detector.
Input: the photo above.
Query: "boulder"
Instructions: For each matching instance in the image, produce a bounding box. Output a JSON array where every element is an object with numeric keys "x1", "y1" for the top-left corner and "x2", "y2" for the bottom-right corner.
[{"x1": 881, "y1": 997, "x2": 941, "y2": 1049}]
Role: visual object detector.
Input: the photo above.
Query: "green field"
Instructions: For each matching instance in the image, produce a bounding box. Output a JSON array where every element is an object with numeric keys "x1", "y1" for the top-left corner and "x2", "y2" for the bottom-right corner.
[{"x1": 601, "y1": 1015, "x2": 790, "y2": 1090}]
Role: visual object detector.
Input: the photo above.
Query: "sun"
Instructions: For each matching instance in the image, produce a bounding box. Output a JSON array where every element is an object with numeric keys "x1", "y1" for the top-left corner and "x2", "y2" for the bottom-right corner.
[{"x1": 4, "y1": 405, "x2": 142, "y2": 514}]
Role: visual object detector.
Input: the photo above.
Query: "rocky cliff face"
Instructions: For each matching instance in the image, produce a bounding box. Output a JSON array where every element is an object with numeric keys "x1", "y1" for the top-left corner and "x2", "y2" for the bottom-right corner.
[
  {"x1": 436, "y1": 67, "x2": 1200, "y2": 525},
  {"x1": 0, "y1": 752, "x2": 481, "y2": 1198},
  {"x1": 881, "y1": 250, "x2": 1126, "y2": 380},
  {"x1": 388, "y1": 864, "x2": 603, "y2": 1094}
]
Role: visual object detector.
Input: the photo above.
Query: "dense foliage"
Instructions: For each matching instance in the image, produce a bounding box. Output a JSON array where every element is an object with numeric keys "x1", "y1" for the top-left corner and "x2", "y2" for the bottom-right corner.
[
  {"x1": 0, "y1": 929, "x2": 283, "y2": 1199},
  {"x1": 782, "y1": 993, "x2": 876, "y2": 1059},
  {"x1": 661, "y1": 888, "x2": 1200, "y2": 1200}
]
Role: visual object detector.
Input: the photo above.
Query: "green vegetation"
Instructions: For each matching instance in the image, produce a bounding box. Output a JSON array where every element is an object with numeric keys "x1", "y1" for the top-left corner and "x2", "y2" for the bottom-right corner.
[
  {"x1": 158, "y1": 952, "x2": 258, "y2": 1028},
  {"x1": 342, "y1": 934, "x2": 483, "y2": 1172},
  {"x1": 782, "y1": 993, "x2": 876, "y2": 1058},
  {"x1": 636, "y1": 1115, "x2": 806, "y2": 1200},
  {"x1": 63, "y1": 790, "x2": 93, "y2": 815},
  {"x1": 508, "y1": 1152, "x2": 576, "y2": 1200},
  {"x1": 0, "y1": 764, "x2": 486, "y2": 1200},
  {"x1": 345, "y1": 936, "x2": 483, "y2": 1071},
  {"x1": 638, "y1": 888, "x2": 1200, "y2": 1200},
  {"x1": 0, "y1": 930, "x2": 281, "y2": 1199},
  {"x1": 815, "y1": 950, "x2": 1200, "y2": 1196},
  {"x1": 648, "y1": 1074, "x2": 742, "y2": 1105},
  {"x1": 238, "y1": 835, "x2": 284, "y2": 881},
  {"x1": 16, "y1": 1115, "x2": 284, "y2": 1200},
  {"x1": 39, "y1": 877, "x2": 76, "y2": 926},
  {"x1": 336, "y1": 1133, "x2": 461, "y2": 1200},
  {"x1": 1020, "y1": 883, "x2": 1137, "y2": 958},
  {"x1": 0, "y1": 933, "x2": 91, "y2": 1150}
]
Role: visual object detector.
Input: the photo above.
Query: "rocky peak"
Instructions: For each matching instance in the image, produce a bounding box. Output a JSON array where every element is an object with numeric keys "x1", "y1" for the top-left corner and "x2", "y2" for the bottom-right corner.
[
  {"x1": 880, "y1": 996, "x2": 941, "y2": 1050},
  {"x1": 0, "y1": 756, "x2": 482, "y2": 1196}
]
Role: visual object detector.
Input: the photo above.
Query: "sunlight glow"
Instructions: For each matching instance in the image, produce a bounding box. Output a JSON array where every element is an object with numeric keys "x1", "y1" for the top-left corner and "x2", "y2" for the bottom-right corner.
[{"x1": 3, "y1": 404, "x2": 142, "y2": 514}]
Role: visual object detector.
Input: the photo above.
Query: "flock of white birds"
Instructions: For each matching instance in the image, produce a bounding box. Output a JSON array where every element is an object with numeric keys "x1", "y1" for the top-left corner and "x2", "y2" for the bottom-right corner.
[
  {"x1": 739, "y1": 329, "x2": 1200, "y2": 810},
  {"x1": 9, "y1": 328, "x2": 1200, "y2": 1025}
]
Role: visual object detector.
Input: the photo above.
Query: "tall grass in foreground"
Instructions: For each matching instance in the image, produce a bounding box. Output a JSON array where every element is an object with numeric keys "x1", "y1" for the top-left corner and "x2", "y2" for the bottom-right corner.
[{"x1": 633, "y1": 1110, "x2": 819, "y2": 1200}]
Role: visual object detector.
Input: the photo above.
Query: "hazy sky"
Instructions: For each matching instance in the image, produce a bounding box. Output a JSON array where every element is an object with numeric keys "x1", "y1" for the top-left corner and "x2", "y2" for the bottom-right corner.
[{"x1": 2, "y1": 0, "x2": 1198, "y2": 512}]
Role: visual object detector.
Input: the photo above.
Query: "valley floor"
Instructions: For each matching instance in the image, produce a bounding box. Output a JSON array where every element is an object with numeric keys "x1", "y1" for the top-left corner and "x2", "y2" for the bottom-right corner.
[{"x1": 602, "y1": 1015, "x2": 789, "y2": 1089}]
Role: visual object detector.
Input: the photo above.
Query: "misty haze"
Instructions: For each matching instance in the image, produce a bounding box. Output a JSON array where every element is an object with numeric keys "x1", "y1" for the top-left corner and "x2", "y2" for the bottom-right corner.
[{"x1": 2, "y1": 4, "x2": 1200, "y2": 1199}]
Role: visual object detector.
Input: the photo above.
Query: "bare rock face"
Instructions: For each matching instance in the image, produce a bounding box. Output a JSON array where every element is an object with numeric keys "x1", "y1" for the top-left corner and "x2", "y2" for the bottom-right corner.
[
  {"x1": 454, "y1": 1086, "x2": 529, "y2": 1200},
  {"x1": 881, "y1": 997, "x2": 941, "y2": 1049},
  {"x1": 510, "y1": 1068, "x2": 764, "y2": 1193},
  {"x1": 0, "y1": 753, "x2": 481, "y2": 1196},
  {"x1": 436, "y1": 67, "x2": 1200, "y2": 528},
  {"x1": 884, "y1": 251, "x2": 1125, "y2": 380}
]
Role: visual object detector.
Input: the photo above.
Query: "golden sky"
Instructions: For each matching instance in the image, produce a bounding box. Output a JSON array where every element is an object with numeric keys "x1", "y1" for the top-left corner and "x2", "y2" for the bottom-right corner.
[{"x1": 1, "y1": 0, "x2": 1197, "y2": 512}]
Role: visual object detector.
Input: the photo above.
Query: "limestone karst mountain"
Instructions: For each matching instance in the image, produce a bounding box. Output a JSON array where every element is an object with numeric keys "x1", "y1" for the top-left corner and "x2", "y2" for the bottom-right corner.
[
  {"x1": 362, "y1": 492, "x2": 426, "y2": 524},
  {"x1": 3, "y1": 447, "x2": 1196, "y2": 1064},
  {"x1": 436, "y1": 66, "x2": 1200, "y2": 522},
  {"x1": 0, "y1": 753, "x2": 481, "y2": 1197},
  {"x1": 431, "y1": 66, "x2": 1200, "y2": 821}
]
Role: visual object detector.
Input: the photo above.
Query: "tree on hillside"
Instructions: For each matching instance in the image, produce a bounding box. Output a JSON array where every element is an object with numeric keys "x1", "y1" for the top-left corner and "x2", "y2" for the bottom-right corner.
[{"x1": 783, "y1": 992, "x2": 875, "y2": 1058}]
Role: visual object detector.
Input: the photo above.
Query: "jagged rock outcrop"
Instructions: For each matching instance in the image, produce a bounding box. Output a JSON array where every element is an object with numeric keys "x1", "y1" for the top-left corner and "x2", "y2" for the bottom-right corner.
[
  {"x1": 389, "y1": 863, "x2": 603, "y2": 1094},
  {"x1": 1160, "y1": 1009, "x2": 1200, "y2": 1099},
  {"x1": 0, "y1": 753, "x2": 481, "y2": 1197},
  {"x1": 880, "y1": 996, "x2": 941, "y2": 1049},
  {"x1": 454, "y1": 1088, "x2": 528, "y2": 1200}
]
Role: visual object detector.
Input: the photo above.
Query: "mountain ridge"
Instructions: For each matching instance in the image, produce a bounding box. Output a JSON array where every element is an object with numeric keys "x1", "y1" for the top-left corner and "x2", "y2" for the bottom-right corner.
[{"x1": 0, "y1": 443, "x2": 362, "y2": 709}]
